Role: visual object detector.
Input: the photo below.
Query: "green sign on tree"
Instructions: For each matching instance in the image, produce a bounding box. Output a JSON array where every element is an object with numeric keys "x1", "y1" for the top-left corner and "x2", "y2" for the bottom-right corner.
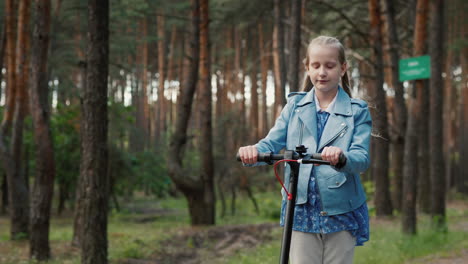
[{"x1": 399, "y1": 55, "x2": 431, "y2": 81}]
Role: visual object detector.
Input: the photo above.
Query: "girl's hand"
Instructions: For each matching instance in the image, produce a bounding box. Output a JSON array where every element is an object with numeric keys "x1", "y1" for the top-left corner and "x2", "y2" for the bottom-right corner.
[
  {"x1": 321, "y1": 146, "x2": 343, "y2": 166},
  {"x1": 238, "y1": 145, "x2": 258, "y2": 164}
]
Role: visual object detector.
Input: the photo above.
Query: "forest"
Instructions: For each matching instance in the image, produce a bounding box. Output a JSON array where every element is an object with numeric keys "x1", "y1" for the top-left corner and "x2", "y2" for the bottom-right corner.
[{"x1": 0, "y1": 0, "x2": 467, "y2": 263}]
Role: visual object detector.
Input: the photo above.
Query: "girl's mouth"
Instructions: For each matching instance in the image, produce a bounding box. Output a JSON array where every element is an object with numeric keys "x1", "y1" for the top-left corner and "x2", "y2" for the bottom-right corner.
[{"x1": 318, "y1": 80, "x2": 329, "y2": 84}]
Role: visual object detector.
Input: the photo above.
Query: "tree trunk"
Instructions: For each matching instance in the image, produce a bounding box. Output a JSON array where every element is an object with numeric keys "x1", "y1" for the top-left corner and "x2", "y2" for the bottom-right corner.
[
  {"x1": 140, "y1": 18, "x2": 149, "y2": 146},
  {"x1": 381, "y1": 0, "x2": 407, "y2": 212},
  {"x1": 456, "y1": 1, "x2": 468, "y2": 194},
  {"x1": 368, "y1": 0, "x2": 392, "y2": 216},
  {"x1": 402, "y1": 0, "x2": 428, "y2": 234},
  {"x1": 3, "y1": 0, "x2": 17, "y2": 130},
  {"x1": 167, "y1": 24, "x2": 177, "y2": 126},
  {"x1": 442, "y1": 3, "x2": 456, "y2": 192},
  {"x1": 0, "y1": 24, "x2": 6, "y2": 103},
  {"x1": 29, "y1": 0, "x2": 56, "y2": 260},
  {"x1": 417, "y1": 79, "x2": 430, "y2": 213},
  {"x1": 273, "y1": 0, "x2": 286, "y2": 119},
  {"x1": 428, "y1": 0, "x2": 446, "y2": 229},
  {"x1": 168, "y1": 0, "x2": 214, "y2": 226},
  {"x1": 288, "y1": 0, "x2": 301, "y2": 92},
  {"x1": 157, "y1": 14, "x2": 166, "y2": 139},
  {"x1": 78, "y1": 1, "x2": 109, "y2": 263},
  {"x1": 198, "y1": 0, "x2": 215, "y2": 225},
  {"x1": 1, "y1": 173, "x2": 7, "y2": 214},
  {"x1": 258, "y1": 23, "x2": 269, "y2": 136},
  {"x1": 458, "y1": 45, "x2": 468, "y2": 194},
  {"x1": 249, "y1": 29, "x2": 260, "y2": 142},
  {"x1": 0, "y1": 0, "x2": 31, "y2": 241}
]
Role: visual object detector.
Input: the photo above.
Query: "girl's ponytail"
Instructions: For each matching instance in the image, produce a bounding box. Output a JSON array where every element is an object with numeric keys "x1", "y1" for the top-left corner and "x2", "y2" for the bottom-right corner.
[
  {"x1": 341, "y1": 71, "x2": 352, "y2": 98},
  {"x1": 302, "y1": 74, "x2": 314, "y2": 92}
]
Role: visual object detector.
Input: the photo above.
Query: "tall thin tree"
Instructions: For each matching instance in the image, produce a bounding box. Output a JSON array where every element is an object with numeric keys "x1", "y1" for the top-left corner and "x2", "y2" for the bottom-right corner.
[
  {"x1": 381, "y1": 0, "x2": 407, "y2": 212},
  {"x1": 199, "y1": 0, "x2": 215, "y2": 225},
  {"x1": 29, "y1": 0, "x2": 55, "y2": 260},
  {"x1": 402, "y1": 0, "x2": 429, "y2": 234},
  {"x1": 273, "y1": 0, "x2": 286, "y2": 118},
  {"x1": 288, "y1": 0, "x2": 301, "y2": 92},
  {"x1": 0, "y1": 0, "x2": 30, "y2": 240},
  {"x1": 428, "y1": 0, "x2": 446, "y2": 229},
  {"x1": 368, "y1": 0, "x2": 392, "y2": 216},
  {"x1": 78, "y1": 0, "x2": 109, "y2": 263}
]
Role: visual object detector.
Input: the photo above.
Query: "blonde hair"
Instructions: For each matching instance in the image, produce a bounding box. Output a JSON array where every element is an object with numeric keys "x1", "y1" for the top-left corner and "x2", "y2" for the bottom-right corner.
[{"x1": 302, "y1": 36, "x2": 352, "y2": 97}]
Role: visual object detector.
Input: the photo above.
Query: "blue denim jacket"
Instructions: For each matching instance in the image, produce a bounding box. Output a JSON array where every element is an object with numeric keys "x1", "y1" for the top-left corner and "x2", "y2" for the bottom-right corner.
[{"x1": 254, "y1": 87, "x2": 372, "y2": 215}]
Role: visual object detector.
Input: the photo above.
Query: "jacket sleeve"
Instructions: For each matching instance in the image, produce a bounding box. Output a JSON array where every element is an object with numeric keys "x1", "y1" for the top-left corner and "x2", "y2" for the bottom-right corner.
[
  {"x1": 243, "y1": 99, "x2": 295, "y2": 167},
  {"x1": 255, "y1": 100, "x2": 294, "y2": 154},
  {"x1": 338, "y1": 104, "x2": 372, "y2": 174}
]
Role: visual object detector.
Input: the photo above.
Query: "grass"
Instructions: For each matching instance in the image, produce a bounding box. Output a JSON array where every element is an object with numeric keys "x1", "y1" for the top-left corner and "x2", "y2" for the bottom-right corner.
[
  {"x1": 0, "y1": 192, "x2": 467, "y2": 264},
  {"x1": 219, "y1": 198, "x2": 468, "y2": 264}
]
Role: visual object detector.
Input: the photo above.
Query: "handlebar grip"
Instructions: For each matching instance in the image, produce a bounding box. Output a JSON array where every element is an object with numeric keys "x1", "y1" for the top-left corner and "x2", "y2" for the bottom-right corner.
[
  {"x1": 335, "y1": 153, "x2": 347, "y2": 169},
  {"x1": 310, "y1": 153, "x2": 322, "y2": 160}
]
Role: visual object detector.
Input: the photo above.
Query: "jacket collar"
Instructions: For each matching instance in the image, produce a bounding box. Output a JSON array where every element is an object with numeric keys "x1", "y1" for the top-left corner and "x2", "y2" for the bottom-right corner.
[{"x1": 296, "y1": 86, "x2": 352, "y2": 117}]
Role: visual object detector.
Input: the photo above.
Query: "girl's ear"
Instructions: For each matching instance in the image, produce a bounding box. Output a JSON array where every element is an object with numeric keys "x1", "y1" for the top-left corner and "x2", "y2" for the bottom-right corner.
[{"x1": 341, "y1": 62, "x2": 348, "y2": 77}]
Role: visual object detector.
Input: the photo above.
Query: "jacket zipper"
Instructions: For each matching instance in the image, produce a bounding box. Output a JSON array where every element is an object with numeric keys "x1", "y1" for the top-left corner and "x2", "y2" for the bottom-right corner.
[
  {"x1": 318, "y1": 126, "x2": 347, "y2": 152},
  {"x1": 299, "y1": 119, "x2": 304, "y2": 145}
]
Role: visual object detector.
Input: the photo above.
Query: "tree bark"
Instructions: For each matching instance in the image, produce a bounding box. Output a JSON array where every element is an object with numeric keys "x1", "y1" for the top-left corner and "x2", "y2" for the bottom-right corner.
[
  {"x1": 157, "y1": 14, "x2": 166, "y2": 138},
  {"x1": 273, "y1": 0, "x2": 286, "y2": 119},
  {"x1": 458, "y1": 45, "x2": 468, "y2": 194},
  {"x1": 428, "y1": 0, "x2": 446, "y2": 229},
  {"x1": 29, "y1": 0, "x2": 56, "y2": 260},
  {"x1": 258, "y1": 23, "x2": 269, "y2": 136},
  {"x1": 78, "y1": 1, "x2": 109, "y2": 263},
  {"x1": 140, "y1": 18, "x2": 149, "y2": 146},
  {"x1": 368, "y1": 0, "x2": 392, "y2": 216},
  {"x1": 402, "y1": 0, "x2": 429, "y2": 234},
  {"x1": 0, "y1": 0, "x2": 30, "y2": 240},
  {"x1": 198, "y1": 0, "x2": 215, "y2": 224},
  {"x1": 1, "y1": 173, "x2": 7, "y2": 214},
  {"x1": 417, "y1": 79, "x2": 430, "y2": 213},
  {"x1": 288, "y1": 0, "x2": 302, "y2": 92},
  {"x1": 0, "y1": 24, "x2": 6, "y2": 104},
  {"x1": 248, "y1": 28, "x2": 259, "y2": 142},
  {"x1": 3, "y1": 0, "x2": 17, "y2": 130},
  {"x1": 381, "y1": 0, "x2": 407, "y2": 212},
  {"x1": 168, "y1": 0, "x2": 216, "y2": 226},
  {"x1": 456, "y1": 2, "x2": 468, "y2": 194}
]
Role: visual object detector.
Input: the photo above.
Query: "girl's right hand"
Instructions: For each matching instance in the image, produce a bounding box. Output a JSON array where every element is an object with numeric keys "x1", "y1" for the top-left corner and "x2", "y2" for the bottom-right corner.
[{"x1": 238, "y1": 145, "x2": 258, "y2": 164}]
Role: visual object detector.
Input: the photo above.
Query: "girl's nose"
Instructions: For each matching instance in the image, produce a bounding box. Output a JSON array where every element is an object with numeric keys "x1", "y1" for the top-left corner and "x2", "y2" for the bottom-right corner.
[{"x1": 319, "y1": 67, "x2": 327, "y2": 76}]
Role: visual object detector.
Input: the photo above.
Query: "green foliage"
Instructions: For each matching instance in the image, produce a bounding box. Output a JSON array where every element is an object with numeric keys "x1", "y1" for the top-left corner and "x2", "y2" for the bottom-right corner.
[
  {"x1": 363, "y1": 180, "x2": 375, "y2": 198},
  {"x1": 52, "y1": 104, "x2": 81, "y2": 199}
]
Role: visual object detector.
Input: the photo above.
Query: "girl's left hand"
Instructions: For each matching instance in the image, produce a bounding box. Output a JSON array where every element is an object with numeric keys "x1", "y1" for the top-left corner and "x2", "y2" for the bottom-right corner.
[{"x1": 321, "y1": 146, "x2": 343, "y2": 166}]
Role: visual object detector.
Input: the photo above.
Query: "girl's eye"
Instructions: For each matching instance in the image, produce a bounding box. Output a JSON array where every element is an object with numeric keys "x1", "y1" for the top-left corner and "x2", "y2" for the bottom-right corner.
[
  {"x1": 326, "y1": 63, "x2": 336, "y2": 68},
  {"x1": 311, "y1": 63, "x2": 320, "y2": 69}
]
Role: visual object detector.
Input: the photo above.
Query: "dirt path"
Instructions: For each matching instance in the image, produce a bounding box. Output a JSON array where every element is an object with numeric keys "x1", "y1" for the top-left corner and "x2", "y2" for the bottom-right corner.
[
  {"x1": 118, "y1": 222, "x2": 279, "y2": 264},
  {"x1": 408, "y1": 249, "x2": 468, "y2": 264}
]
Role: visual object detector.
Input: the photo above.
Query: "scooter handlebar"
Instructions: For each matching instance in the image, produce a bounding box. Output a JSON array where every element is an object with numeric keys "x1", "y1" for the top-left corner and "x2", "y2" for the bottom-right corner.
[{"x1": 236, "y1": 152, "x2": 347, "y2": 168}]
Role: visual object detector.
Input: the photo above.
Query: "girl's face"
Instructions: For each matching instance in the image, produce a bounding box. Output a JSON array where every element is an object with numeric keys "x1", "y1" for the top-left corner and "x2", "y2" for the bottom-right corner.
[{"x1": 306, "y1": 44, "x2": 347, "y2": 94}]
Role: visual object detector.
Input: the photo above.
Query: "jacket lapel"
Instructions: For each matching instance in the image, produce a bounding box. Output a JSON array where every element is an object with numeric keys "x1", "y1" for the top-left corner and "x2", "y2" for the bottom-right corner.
[
  {"x1": 295, "y1": 89, "x2": 318, "y2": 152},
  {"x1": 297, "y1": 103, "x2": 318, "y2": 152}
]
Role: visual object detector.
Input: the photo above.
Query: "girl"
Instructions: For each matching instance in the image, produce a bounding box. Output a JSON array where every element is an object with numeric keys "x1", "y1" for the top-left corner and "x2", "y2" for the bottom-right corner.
[{"x1": 238, "y1": 36, "x2": 371, "y2": 264}]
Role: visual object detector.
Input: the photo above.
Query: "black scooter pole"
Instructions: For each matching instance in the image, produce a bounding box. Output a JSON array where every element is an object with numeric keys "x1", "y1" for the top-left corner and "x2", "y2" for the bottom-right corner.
[{"x1": 279, "y1": 150, "x2": 299, "y2": 264}]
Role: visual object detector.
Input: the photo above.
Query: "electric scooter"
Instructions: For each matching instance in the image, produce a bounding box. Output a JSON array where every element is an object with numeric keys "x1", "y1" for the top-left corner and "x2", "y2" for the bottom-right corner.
[{"x1": 237, "y1": 145, "x2": 346, "y2": 264}]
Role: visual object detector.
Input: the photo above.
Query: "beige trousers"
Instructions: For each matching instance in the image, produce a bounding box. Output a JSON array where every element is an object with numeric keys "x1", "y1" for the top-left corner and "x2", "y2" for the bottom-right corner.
[{"x1": 290, "y1": 230, "x2": 356, "y2": 264}]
